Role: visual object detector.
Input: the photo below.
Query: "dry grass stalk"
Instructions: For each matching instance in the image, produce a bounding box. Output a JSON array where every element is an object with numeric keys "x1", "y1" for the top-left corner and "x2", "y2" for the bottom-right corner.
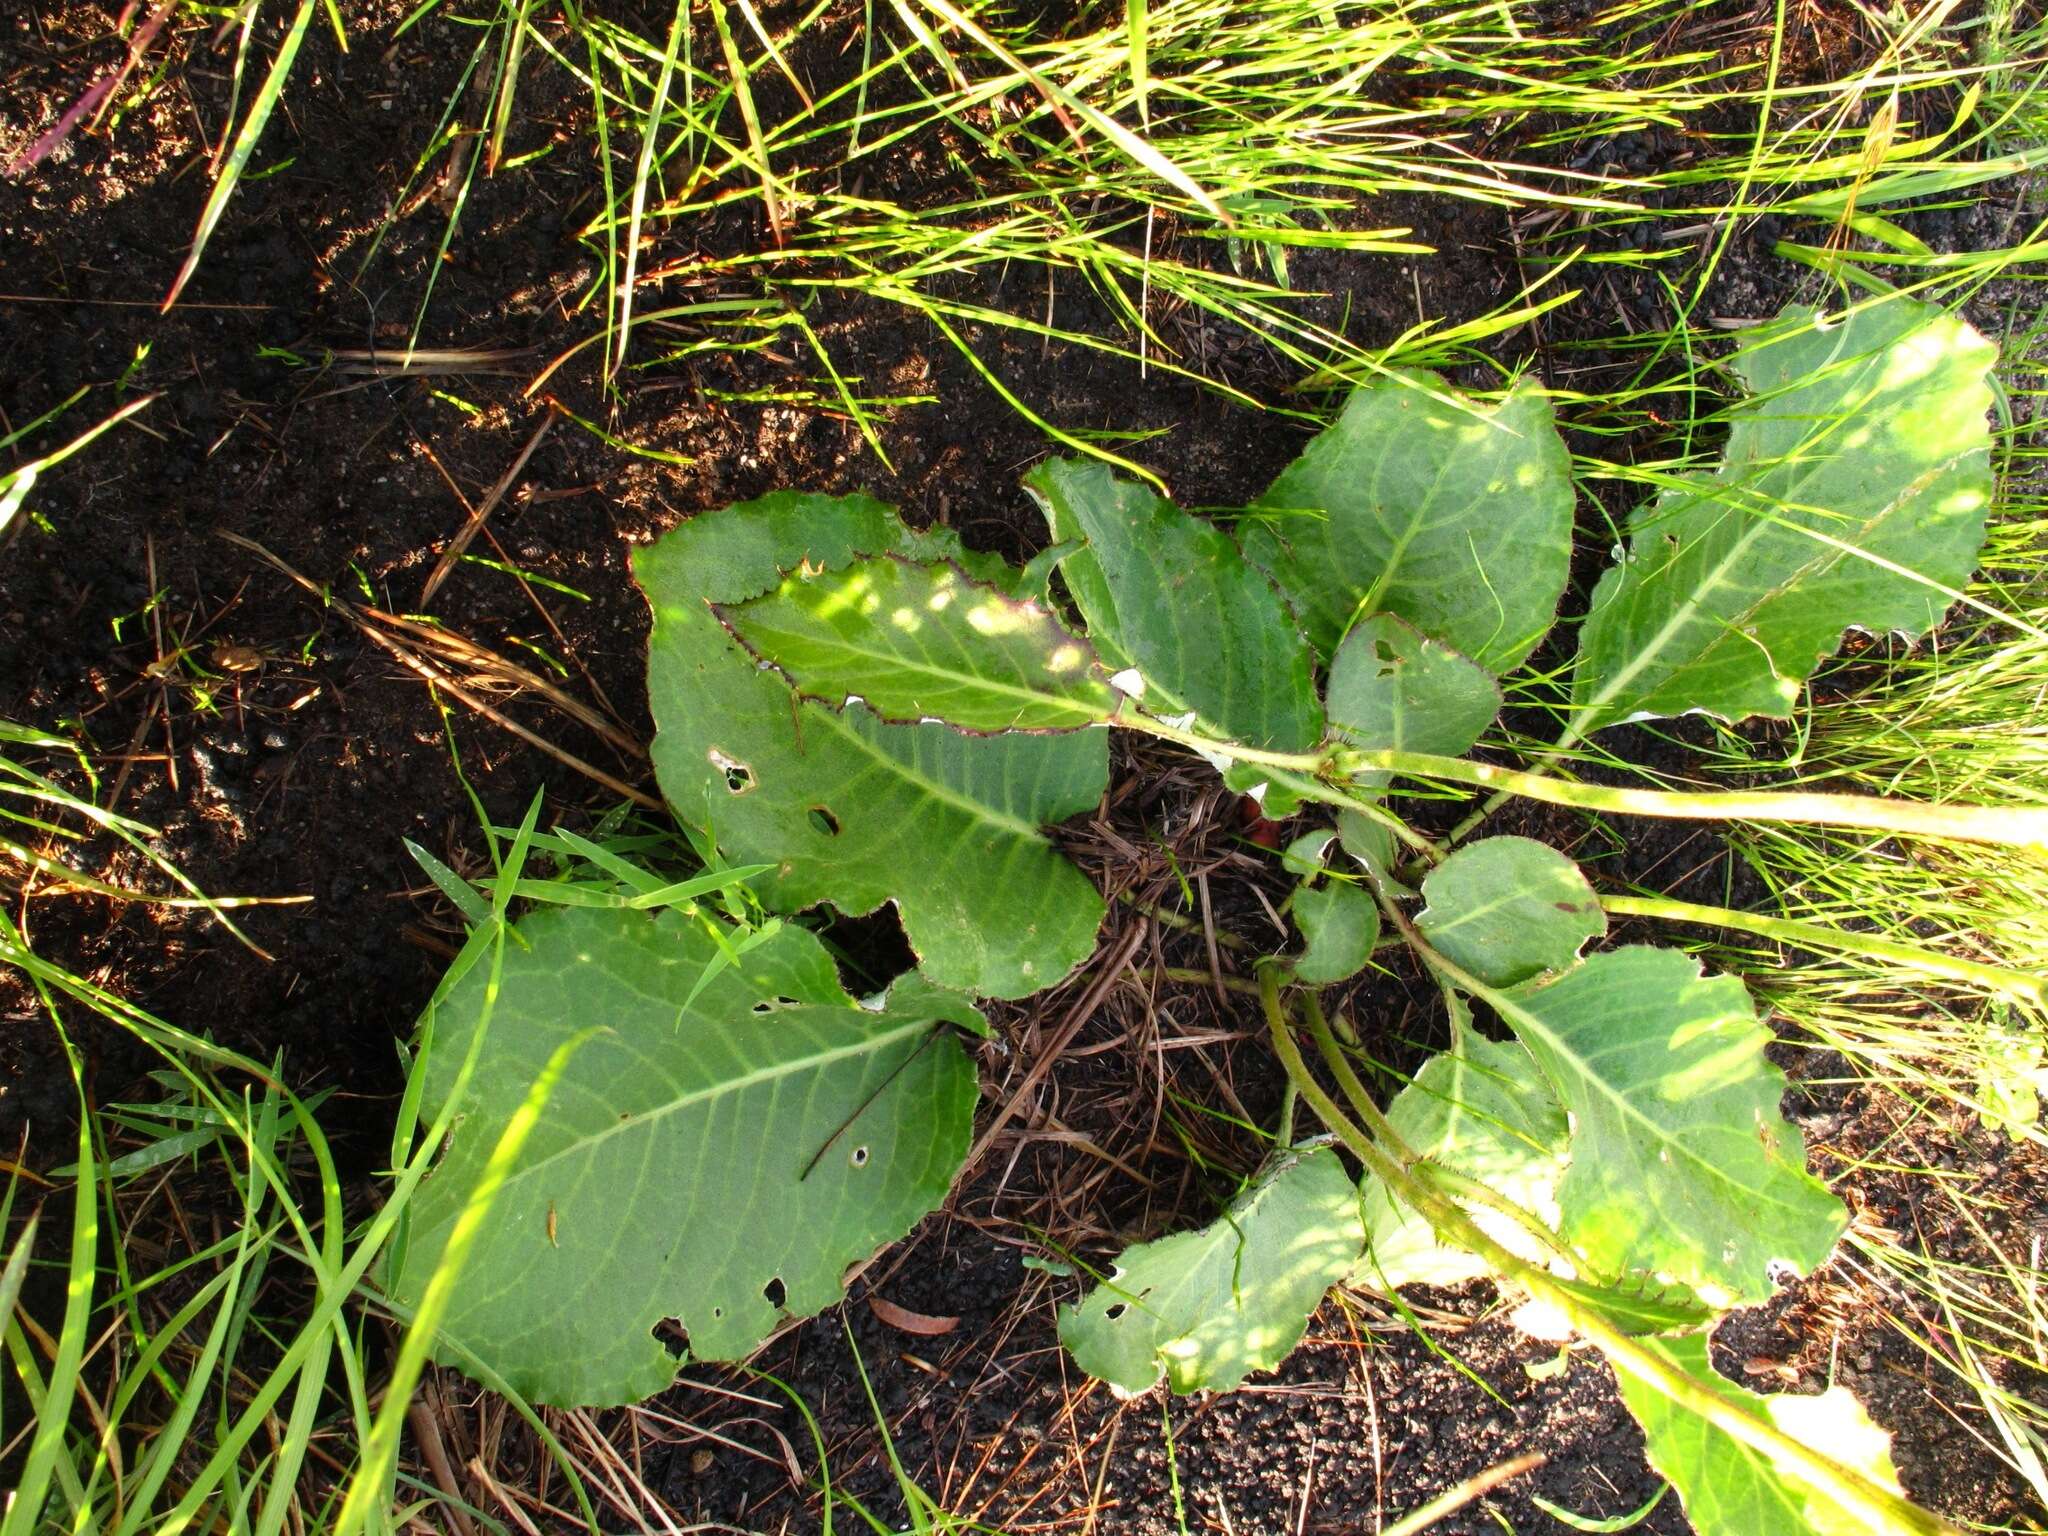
[{"x1": 215, "y1": 529, "x2": 658, "y2": 809}]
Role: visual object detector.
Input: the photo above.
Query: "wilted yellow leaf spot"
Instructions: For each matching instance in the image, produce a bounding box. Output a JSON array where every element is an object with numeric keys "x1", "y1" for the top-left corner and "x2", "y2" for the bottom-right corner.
[
  {"x1": 1766, "y1": 1383, "x2": 1904, "y2": 1497},
  {"x1": 966, "y1": 601, "x2": 1026, "y2": 637},
  {"x1": 811, "y1": 569, "x2": 870, "y2": 620},
  {"x1": 1876, "y1": 321, "x2": 1949, "y2": 389}
]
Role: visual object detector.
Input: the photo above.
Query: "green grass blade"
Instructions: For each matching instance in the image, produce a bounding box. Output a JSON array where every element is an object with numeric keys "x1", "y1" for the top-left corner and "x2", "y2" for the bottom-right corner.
[
  {"x1": 0, "y1": 385, "x2": 90, "y2": 454},
  {"x1": 0, "y1": 394, "x2": 157, "y2": 537},
  {"x1": 163, "y1": 0, "x2": 318, "y2": 312},
  {"x1": 486, "y1": 0, "x2": 537, "y2": 174},
  {"x1": 708, "y1": 0, "x2": 786, "y2": 241},
  {"x1": 405, "y1": 838, "x2": 494, "y2": 927},
  {"x1": 1, "y1": 1026, "x2": 98, "y2": 1536},
  {"x1": 108, "y1": 1221, "x2": 261, "y2": 1529},
  {"x1": 613, "y1": 0, "x2": 691, "y2": 376},
  {"x1": 1126, "y1": 0, "x2": 1149, "y2": 126},
  {"x1": 625, "y1": 864, "x2": 774, "y2": 910},
  {"x1": 0, "y1": 1211, "x2": 38, "y2": 1354},
  {"x1": 912, "y1": 0, "x2": 1227, "y2": 223},
  {"x1": 335, "y1": 1027, "x2": 597, "y2": 1534}
]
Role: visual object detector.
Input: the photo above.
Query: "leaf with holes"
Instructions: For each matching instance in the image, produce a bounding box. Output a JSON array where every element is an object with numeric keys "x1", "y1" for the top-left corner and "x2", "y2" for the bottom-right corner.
[
  {"x1": 1615, "y1": 1334, "x2": 1905, "y2": 1536},
  {"x1": 637, "y1": 495, "x2": 1107, "y2": 1000},
  {"x1": 1417, "y1": 836, "x2": 1605, "y2": 987},
  {"x1": 388, "y1": 904, "x2": 979, "y2": 1407},
  {"x1": 1023, "y1": 457, "x2": 1322, "y2": 752},
  {"x1": 1326, "y1": 614, "x2": 1501, "y2": 789},
  {"x1": 1456, "y1": 947, "x2": 1846, "y2": 1304},
  {"x1": 1240, "y1": 372, "x2": 1575, "y2": 671},
  {"x1": 1059, "y1": 1146, "x2": 1364, "y2": 1394},
  {"x1": 1571, "y1": 298, "x2": 1996, "y2": 735},
  {"x1": 717, "y1": 556, "x2": 1118, "y2": 732}
]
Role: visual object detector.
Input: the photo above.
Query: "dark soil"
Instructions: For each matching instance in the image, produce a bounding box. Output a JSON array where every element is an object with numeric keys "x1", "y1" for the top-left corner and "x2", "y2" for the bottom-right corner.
[{"x1": 3, "y1": 1, "x2": 2044, "y2": 1531}]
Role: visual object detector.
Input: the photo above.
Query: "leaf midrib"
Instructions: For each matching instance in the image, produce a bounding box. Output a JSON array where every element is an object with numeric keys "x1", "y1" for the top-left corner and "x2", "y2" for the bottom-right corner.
[
  {"x1": 457, "y1": 1014, "x2": 939, "y2": 1202},
  {"x1": 1486, "y1": 979, "x2": 1817, "y2": 1224},
  {"x1": 815, "y1": 703, "x2": 1061, "y2": 844},
  {"x1": 1575, "y1": 332, "x2": 1982, "y2": 726},
  {"x1": 742, "y1": 612, "x2": 1110, "y2": 728}
]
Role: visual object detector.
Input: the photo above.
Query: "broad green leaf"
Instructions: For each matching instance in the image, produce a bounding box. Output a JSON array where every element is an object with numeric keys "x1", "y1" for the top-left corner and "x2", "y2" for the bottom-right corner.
[
  {"x1": 1292, "y1": 878, "x2": 1380, "y2": 984},
  {"x1": 1326, "y1": 614, "x2": 1501, "y2": 787},
  {"x1": 391, "y1": 906, "x2": 979, "y2": 1406},
  {"x1": 1060, "y1": 1147, "x2": 1364, "y2": 1394},
  {"x1": 1337, "y1": 808, "x2": 1399, "y2": 887},
  {"x1": 1356, "y1": 1030, "x2": 1567, "y2": 1291},
  {"x1": 718, "y1": 557, "x2": 1118, "y2": 732},
  {"x1": 1472, "y1": 948, "x2": 1846, "y2": 1304},
  {"x1": 1358, "y1": 1017, "x2": 1709, "y2": 1333},
  {"x1": 1024, "y1": 457, "x2": 1323, "y2": 751},
  {"x1": 1571, "y1": 298, "x2": 1996, "y2": 734},
  {"x1": 1280, "y1": 828, "x2": 1337, "y2": 877},
  {"x1": 1615, "y1": 1334, "x2": 1905, "y2": 1536},
  {"x1": 1417, "y1": 836, "x2": 1605, "y2": 986},
  {"x1": 637, "y1": 495, "x2": 1107, "y2": 999},
  {"x1": 1241, "y1": 372, "x2": 1575, "y2": 671},
  {"x1": 860, "y1": 969, "x2": 993, "y2": 1037}
]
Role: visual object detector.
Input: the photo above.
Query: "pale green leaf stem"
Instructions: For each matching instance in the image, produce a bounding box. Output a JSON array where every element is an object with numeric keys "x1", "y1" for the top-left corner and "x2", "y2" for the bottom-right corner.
[
  {"x1": 1338, "y1": 748, "x2": 2048, "y2": 850},
  {"x1": 1617, "y1": 1334, "x2": 1908, "y2": 1536},
  {"x1": 1600, "y1": 891, "x2": 2046, "y2": 1005}
]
